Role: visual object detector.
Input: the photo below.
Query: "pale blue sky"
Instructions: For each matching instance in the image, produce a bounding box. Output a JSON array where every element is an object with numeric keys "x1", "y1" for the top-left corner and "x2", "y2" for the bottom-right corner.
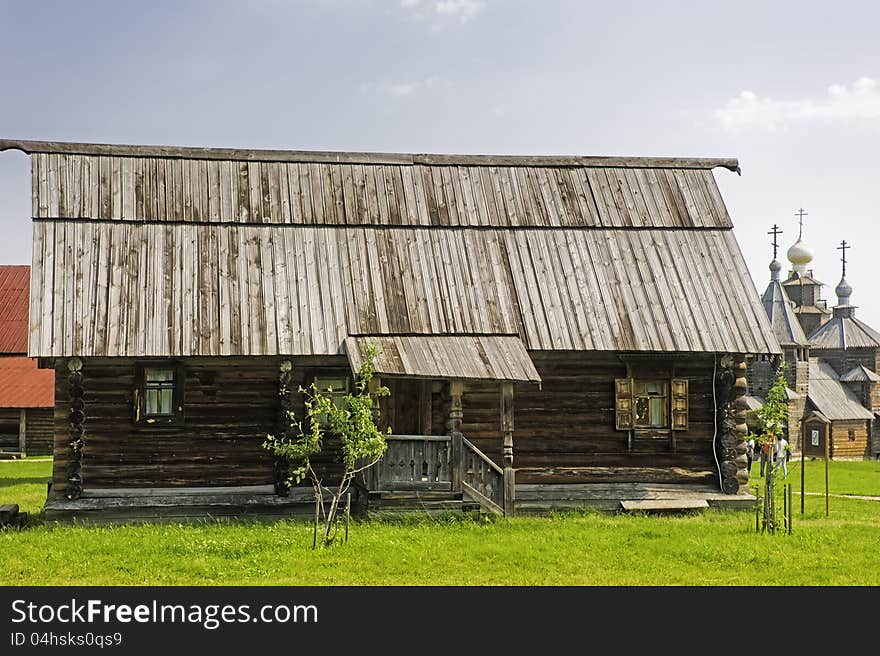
[{"x1": 2, "y1": 0, "x2": 879, "y2": 328}]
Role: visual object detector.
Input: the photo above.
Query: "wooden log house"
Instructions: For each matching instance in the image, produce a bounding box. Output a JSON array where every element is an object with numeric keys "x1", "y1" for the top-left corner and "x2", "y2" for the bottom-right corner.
[{"x1": 0, "y1": 139, "x2": 781, "y2": 520}]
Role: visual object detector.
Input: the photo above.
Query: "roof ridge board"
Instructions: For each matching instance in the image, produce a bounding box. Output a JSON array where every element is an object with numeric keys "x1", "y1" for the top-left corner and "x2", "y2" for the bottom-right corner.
[
  {"x1": 1, "y1": 139, "x2": 740, "y2": 172},
  {"x1": 32, "y1": 216, "x2": 735, "y2": 231}
]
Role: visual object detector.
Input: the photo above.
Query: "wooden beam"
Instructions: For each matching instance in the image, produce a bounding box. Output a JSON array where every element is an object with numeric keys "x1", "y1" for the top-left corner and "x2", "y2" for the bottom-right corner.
[
  {"x1": 18, "y1": 409, "x2": 26, "y2": 456},
  {"x1": 0, "y1": 139, "x2": 740, "y2": 172},
  {"x1": 500, "y1": 381, "x2": 515, "y2": 516},
  {"x1": 449, "y1": 380, "x2": 463, "y2": 494}
]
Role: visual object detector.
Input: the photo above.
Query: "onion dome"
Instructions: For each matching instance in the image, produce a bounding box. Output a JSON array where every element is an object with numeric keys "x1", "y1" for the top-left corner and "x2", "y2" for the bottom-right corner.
[
  {"x1": 787, "y1": 238, "x2": 814, "y2": 275},
  {"x1": 769, "y1": 259, "x2": 781, "y2": 281},
  {"x1": 835, "y1": 277, "x2": 853, "y2": 306}
]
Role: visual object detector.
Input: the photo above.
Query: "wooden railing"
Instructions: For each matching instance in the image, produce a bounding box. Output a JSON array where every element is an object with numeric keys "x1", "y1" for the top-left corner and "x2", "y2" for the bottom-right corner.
[
  {"x1": 372, "y1": 435, "x2": 452, "y2": 491},
  {"x1": 460, "y1": 437, "x2": 504, "y2": 515}
]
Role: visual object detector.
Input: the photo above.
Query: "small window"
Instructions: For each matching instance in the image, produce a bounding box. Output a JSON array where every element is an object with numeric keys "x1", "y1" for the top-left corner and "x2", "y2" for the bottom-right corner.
[
  {"x1": 314, "y1": 377, "x2": 349, "y2": 408},
  {"x1": 634, "y1": 381, "x2": 668, "y2": 428},
  {"x1": 616, "y1": 377, "x2": 687, "y2": 431},
  {"x1": 313, "y1": 376, "x2": 349, "y2": 423},
  {"x1": 135, "y1": 364, "x2": 183, "y2": 425},
  {"x1": 848, "y1": 429, "x2": 856, "y2": 442}
]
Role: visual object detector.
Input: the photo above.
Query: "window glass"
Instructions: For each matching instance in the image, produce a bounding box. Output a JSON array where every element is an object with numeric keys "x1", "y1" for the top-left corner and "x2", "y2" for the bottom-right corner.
[
  {"x1": 144, "y1": 367, "x2": 176, "y2": 417},
  {"x1": 634, "y1": 380, "x2": 668, "y2": 428}
]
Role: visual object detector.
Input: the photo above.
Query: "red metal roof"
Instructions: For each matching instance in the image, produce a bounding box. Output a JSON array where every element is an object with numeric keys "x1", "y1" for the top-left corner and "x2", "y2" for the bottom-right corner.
[
  {"x1": 0, "y1": 356, "x2": 54, "y2": 407},
  {"x1": 0, "y1": 265, "x2": 30, "y2": 353}
]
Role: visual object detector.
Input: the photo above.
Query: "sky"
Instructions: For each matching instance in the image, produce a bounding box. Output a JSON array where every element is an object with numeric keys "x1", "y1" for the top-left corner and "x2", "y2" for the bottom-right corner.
[{"x1": 2, "y1": 0, "x2": 879, "y2": 330}]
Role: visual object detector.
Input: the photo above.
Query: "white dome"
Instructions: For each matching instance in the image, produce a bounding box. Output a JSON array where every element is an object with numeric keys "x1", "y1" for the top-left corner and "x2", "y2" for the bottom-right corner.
[{"x1": 787, "y1": 238, "x2": 814, "y2": 266}]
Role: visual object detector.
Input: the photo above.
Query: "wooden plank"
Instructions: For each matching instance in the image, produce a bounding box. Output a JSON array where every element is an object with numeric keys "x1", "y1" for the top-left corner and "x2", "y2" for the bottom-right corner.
[
  {"x1": 1, "y1": 139, "x2": 740, "y2": 170},
  {"x1": 620, "y1": 499, "x2": 709, "y2": 512}
]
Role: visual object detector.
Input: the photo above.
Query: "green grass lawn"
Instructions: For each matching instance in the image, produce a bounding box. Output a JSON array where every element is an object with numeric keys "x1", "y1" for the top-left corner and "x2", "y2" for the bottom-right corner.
[
  {"x1": 1, "y1": 459, "x2": 878, "y2": 586},
  {"x1": 0, "y1": 458, "x2": 52, "y2": 516}
]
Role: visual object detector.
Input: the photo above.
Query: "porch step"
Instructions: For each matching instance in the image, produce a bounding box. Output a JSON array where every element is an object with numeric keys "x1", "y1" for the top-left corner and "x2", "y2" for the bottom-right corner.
[
  {"x1": 367, "y1": 490, "x2": 476, "y2": 515},
  {"x1": 620, "y1": 499, "x2": 709, "y2": 514}
]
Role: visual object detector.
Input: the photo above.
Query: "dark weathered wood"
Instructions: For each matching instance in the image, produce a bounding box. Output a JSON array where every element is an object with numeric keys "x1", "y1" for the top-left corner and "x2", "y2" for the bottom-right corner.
[
  {"x1": 374, "y1": 434, "x2": 452, "y2": 491},
  {"x1": 500, "y1": 381, "x2": 515, "y2": 515},
  {"x1": 449, "y1": 380, "x2": 463, "y2": 493},
  {"x1": 18, "y1": 409, "x2": 26, "y2": 454},
  {"x1": 620, "y1": 498, "x2": 708, "y2": 512},
  {"x1": 66, "y1": 358, "x2": 84, "y2": 500},
  {"x1": 0, "y1": 139, "x2": 740, "y2": 171}
]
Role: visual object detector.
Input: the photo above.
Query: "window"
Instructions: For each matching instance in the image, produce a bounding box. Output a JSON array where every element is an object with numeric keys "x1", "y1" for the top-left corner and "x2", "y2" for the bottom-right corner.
[
  {"x1": 135, "y1": 364, "x2": 183, "y2": 424},
  {"x1": 848, "y1": 429, "x2": 856, "y2": 442},
  {"x1": 615, "y1": 377, "x2": 688, "y2": 431},
  {"x1": 634, "y1": 381, "x2": 668, "y2": 428},
  {"x1": 313, "y1": 376, "x2": 349, "y2": 423}
]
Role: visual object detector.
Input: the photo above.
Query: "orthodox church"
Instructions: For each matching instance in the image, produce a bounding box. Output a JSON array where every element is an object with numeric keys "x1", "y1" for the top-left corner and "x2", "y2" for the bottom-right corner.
[{"x1": 750, "y1": 216, "x2": 878, "y2": 459}]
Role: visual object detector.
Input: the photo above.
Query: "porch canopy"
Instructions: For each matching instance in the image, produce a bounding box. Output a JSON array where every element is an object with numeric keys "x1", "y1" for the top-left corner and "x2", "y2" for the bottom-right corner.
[{"x1": 344, "y1": 335, "x2": 541, "y2": 383}]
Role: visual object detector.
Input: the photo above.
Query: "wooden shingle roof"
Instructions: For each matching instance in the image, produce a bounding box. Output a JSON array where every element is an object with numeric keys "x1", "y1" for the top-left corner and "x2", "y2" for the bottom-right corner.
[
  {"x1": 807, "y1": 359, "x2": 874, "y2": 421},
  {"x1": 345, "y1": 335, "x2": 541, "y2": 383},
  {"x1": 2, "y1": 140, "x2": 781, "y2": 359}
]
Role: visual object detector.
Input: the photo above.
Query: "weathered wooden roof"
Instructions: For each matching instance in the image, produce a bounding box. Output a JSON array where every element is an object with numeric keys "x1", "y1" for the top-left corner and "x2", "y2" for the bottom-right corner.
[
  {"x1": 9, "y1": 140, "x2": 779, "y2": 358},
  {"x1": 29, "y1": 222, "x2": 780, "y2": 357},
  {"x1": 11, "y1": 150, "x2": 742, "y2": 229},
  {"x1": 760, "y1": 279, "x2": 809, "y2": 347},
  {"x1": 808, "y1": 309, "x2": 880, "y2": 350},
  {"x1": 839, "y1": 364, "x2": 880, "y2": 383},
  {"x1": 344, "y1": 335, "x2": 540, "y2": 383},
  {"x1": 806, "y1": 359, "x2": 874, "y2": 421}
]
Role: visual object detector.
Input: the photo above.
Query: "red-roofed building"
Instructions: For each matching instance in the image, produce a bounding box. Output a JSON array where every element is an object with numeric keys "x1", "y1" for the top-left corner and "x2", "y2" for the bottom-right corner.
[{"x1": 0, "y1": 265, "x2": 54, "y2": 455}]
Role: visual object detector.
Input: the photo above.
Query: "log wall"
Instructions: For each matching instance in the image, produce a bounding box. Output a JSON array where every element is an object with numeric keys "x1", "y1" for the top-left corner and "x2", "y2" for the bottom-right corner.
[
  {"x1": 51, "y1": 358, "x2": 280, "y2": 493},
  {"x1": 24, "y1": 408, "x2": 54, "y2": 455},
  {"x1": 831, "y1": 419, "x2": 871, "y2": 459},
  {"x1": 462, "y1": 352, "x2": 720, "y2": 481}
]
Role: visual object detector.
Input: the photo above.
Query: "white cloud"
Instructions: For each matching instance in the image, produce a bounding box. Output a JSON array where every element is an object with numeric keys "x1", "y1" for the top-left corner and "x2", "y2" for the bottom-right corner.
[
  {"x1": 399, "y1": 0, "x2": 486, "y2": 25},
  {"x1": 716, "y1": 77, "x2": 880, "y2": 131}
]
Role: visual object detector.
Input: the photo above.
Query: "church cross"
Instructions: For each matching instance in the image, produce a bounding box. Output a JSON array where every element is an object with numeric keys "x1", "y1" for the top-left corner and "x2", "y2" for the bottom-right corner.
[
  {"x1": 768, "y1": 224, "x2": 783, "y2": 260},
  {"x1": 795, "y1": 208, "x2": 808, "y2": 239},
  {"x1": 838, "y1": 240, "x2": 850, "y2": 277}
]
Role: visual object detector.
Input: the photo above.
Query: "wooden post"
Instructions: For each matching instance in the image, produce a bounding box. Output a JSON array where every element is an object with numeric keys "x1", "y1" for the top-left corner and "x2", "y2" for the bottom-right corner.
[
  {"x1": 800, "y1": 430, "x2": 805, "y2": 515},
  {"x1": 500, "y1": 381, "x2": 515, "y2": 517},
  {"x1": 732, "y1": 355, "x2": 750, "y2": 491},
  {"x1": 449, "y1": 380, "x2": 463, "y2": 494},
  {"x1": 18, "y1": 409, "x2": 26, "y2": 456},
  {"x1": 344, "y1": 492, "x2": 351, "y2": 543},
  {"x1": 66, "y1": 357, "x2": 84, "y2": 501},
  {"x1": 824, "y1": 426, "x2": 830, "y2": 517}
]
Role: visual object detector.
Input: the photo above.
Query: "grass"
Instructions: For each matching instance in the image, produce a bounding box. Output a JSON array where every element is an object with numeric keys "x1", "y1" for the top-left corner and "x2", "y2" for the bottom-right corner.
[
  {"x1": 1, "y1": 459, "x2": 878, "y2": 586},
  {"x1": 0, "y1": 459, "x2": 52, "y2": 515},
  {"x1": 782, "y1": 457, "x2": 880, "y2": 497}
]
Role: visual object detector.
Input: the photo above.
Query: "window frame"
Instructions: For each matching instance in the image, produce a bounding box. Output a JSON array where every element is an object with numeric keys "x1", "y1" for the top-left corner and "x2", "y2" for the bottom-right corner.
[
  {"x1": 134, "y1": 362, "x2": 185, "y2": 426},
  {"x1": 633, "y1": 380, "x2": 669, "y2": 429},
  {"x1": 615, "y1": 376, "x2": 688, "y2": 433},
  {"x1": 312, "y1": 374, "x2": 350, "y2": 424}
]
